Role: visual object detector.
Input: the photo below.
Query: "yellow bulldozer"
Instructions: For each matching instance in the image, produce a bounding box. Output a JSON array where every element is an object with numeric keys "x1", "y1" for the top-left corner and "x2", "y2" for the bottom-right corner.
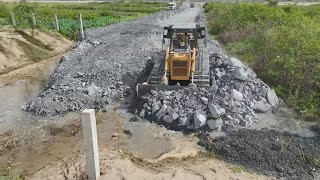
[{"x1": 137, "y1": 23, "x2": 211, "y2": 96}]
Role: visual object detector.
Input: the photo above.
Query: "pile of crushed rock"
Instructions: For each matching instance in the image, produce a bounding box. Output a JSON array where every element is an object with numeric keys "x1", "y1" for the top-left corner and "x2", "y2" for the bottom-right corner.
[
  {"x1": 25, "y1": 11, "x2": 176, "y2": 116},
  {"x1": 198, "y1": 129, "x2": 320, "y2": 179},
  {"x1": 135, "y1": 52, "x2": 279, "y2": 132}
]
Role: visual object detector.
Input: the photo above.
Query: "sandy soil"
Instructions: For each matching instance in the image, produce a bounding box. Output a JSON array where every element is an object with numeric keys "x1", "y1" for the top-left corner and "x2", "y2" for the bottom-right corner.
[
  {"x1": 0, "y1": 27, "x2": 73, "y2": 75},
  {"x1": 0, "y1": 104, "x2": 270, "y2": 180}
]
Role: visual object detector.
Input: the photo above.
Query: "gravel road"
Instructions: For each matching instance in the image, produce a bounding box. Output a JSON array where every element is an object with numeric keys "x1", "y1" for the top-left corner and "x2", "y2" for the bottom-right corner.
[{"x1": 26, "y1": 8, "x2": 203, "y2": 115}]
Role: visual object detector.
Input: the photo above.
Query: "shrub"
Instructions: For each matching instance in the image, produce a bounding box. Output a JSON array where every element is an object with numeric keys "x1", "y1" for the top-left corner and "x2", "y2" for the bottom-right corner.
[{"x1": 205, "y1": 3, "x2": 320, "y2": 120}]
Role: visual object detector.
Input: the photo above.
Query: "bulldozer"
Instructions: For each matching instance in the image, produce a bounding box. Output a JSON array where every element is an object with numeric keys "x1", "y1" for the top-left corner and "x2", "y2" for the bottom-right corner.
[{"x1": 137, "y1": 23, "x2": 211, "y2": 96}]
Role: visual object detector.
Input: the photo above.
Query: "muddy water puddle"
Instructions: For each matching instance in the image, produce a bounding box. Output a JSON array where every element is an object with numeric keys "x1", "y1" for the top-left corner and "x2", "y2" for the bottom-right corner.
[
  {"x1": 252, "y1": 106, "x2": 317, "y2": 137},
  {"x1": 0, "y1": 79, "x2": 43, "y2": 132}
]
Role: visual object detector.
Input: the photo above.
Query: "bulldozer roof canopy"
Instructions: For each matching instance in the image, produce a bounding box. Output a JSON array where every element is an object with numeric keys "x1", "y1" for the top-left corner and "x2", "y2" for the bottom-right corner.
[{"x1": 171, "y1": 23, "x2": 197, "y2": 32}]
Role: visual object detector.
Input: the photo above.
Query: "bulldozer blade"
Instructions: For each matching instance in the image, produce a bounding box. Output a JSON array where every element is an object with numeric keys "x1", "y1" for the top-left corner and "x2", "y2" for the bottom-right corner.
[{"x1": 136, "y1": 83, "x2": 185, "y2": 97}]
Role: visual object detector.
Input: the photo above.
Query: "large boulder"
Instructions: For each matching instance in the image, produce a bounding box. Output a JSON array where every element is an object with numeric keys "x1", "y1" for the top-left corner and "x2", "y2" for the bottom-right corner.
[
  {"x1": 233, "y1": 67, "x2": 248, "y2": 81},
  {"x1": 208, "y1": 104, "x2": 225, "y2": 119},
  {"x1": 194, "y1": 110, "x2": 206, "y2": 129},
  {"x1": 267, "y1": 89, "x2": 279, "y2": 107}
]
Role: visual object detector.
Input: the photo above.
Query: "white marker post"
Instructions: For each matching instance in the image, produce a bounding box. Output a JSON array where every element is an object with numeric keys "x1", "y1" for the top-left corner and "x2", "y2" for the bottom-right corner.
[
  {"x1": 54, "y1": 13, "x2": 59, "y2": 31},
  {"x1": 81, "y1": 109, "x2": 100, "y2": 180},
  {"x1": 10, "y1": 12, "x2": 16, "y2": 28},
  {"x1": 32, "y1": 13, "x2": 36, "y2": 27},
  {"x1": 79, "y1": 13, "x2": 84, "y2": 40}
]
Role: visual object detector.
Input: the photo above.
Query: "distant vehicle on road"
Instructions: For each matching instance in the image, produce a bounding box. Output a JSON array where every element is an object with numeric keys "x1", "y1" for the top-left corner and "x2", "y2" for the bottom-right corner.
[
  {"x1": 190, "y1": 2, "x2": 195, "y2": 8},
  {"x1": 167, "y1": 2, "x2": 176, "y2": 10}
]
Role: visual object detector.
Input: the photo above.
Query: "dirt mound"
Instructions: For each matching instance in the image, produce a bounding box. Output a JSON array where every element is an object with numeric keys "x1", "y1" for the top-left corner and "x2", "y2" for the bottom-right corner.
[
  {"x1": 199, "y1": 129, "x2": 320, "y2": 180},
  {"x1": 0, "y1": 27, "x2": 72, "y2": 75}
]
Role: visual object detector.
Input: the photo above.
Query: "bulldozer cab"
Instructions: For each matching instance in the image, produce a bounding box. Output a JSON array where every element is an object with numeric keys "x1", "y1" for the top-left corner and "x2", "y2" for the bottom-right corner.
[
  {"x1": 172, "y1": 32, "x2": 193, "y2": 50},
  {"x1": 162, "y1": 23, "x2": 206, "y2": 51}
]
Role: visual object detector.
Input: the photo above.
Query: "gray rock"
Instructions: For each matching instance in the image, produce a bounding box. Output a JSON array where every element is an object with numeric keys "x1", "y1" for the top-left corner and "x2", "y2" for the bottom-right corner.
[
  {"x1": 239, "y1": 119, "x2": 249, "y2": 127},
  {"x1": 259, "y1": 87, "x2": 268, "y2": 97},
  {"x1": 208, "y1": 104, "x2": 225, "y2": 119},
  {"x1": 167, "y1": 106, "x2": 179, "y2": 120},
  {"x1": 77, "y1": 72, "x2": 85, "y2": 77},
  {"x1": 207, "y1": 119, "x2": 223, "y2": 130},
  {"x1": 92, "y1": 40, "x2": 100, "y2": 46},
  {"x1": 179, "y1": 117, "x2": 189, "y2": 126},
  {"x1": 139, "y1": 109, "x2": 145, "y2": 118},
  {"x1": 155, "y1": 104, "x2": 167, "y2": 120},
  {"x1": 152, "y1": 101, "x2": 161, "y2": 114},
  {"x1": 234, "y1": 67, "x2": 248, "y2": 81},
  {"x1": 231, "y1": 118, "x2": 240, "y2": 125},
  {"x1": 151, "y1": 89, "x2": 158, "y2": 96},
  {"x1": 163, "y1": 115, "x2": 174, "y2": 123},
  {"x1": 244, "y1": 115, "x2": 253, "y2": 124},
  {"x1": 267, "y1": 89, "x2": 279, "y2": 107},
  {"x1": 234, "y1": 113, "x2": 243, "y2": 120},
  {"x1": 201, "y1": 97, "x2": 208, "y2": 104},
  {"x1": 87, "y1": 84, "x2": 101, "y2": 96},
  {"x1": 229, "y1": 57, "x2": 246, "y2": 68},
  {"x1": 194, "y1": 110, "x2": 206, "y2": 129},
  {"x1": 254, "y1": 101, "x2": 271, "y2": 113},
  {"x1": 185, "y1": 99, "x2": 196, "y2": 108},
  {"x1": 231, "y1": 89, "x2": 243, "y2": 101}
]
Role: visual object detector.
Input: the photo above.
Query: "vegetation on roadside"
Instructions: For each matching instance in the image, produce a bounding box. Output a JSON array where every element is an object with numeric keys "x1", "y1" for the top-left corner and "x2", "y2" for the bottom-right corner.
[
  {"x1": 0, "y1": 1, "x2": 165, "y2": 40},
  {"x1": 205, "y1": 3, "x2": 320, "y2": 121}
]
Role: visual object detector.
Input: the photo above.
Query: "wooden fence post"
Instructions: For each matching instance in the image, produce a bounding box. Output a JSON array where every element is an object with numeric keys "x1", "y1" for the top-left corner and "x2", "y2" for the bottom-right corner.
[
  {"x1": 79, "y1": 13, "x2": 84, "y2": 40},
  {"x1": 81, "y1": 109, "x2": 100, "y2": 180},
  {"x1": 10, "y1": 12, "x2": 16, "y2": 28},
  {"x1": 54, "y1": 13, "x2": 59, "y2": 31}
]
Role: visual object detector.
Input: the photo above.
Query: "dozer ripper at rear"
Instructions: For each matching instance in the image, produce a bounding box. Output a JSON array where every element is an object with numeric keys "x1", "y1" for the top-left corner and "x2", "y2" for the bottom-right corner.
[{"x1": 137, "y1": 23, "x2": 211, "y2": 96}]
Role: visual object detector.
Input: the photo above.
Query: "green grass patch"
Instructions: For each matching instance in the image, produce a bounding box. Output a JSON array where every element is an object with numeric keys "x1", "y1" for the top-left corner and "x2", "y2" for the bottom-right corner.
[
  {"x1": 205, "y1": 3, "x2": 320, "y2": 121},
  {"x1": 15, "y1": 38, "x2": 49, "y2": 62},
  {"x1": 230, "y1": 165, "x2": 244, "y2": 173},
  {"x1": 0, "y1": 1, "x2": 166, "y2": 40},
  {"x1": 198, "y1": 151, "x2": 219, "y2": 159}
]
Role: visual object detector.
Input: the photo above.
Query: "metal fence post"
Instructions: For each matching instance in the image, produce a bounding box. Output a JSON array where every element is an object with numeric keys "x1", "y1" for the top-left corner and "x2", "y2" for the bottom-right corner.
[
  {"x1": 81, "y1": 109, "x2": 100, "y2": 180},
  {"x1": 54, "y1": 13, "x2": 59, "y2": 31},
  {"x1": 79, "y1": 13, "x2": 84, "y2": 40}
]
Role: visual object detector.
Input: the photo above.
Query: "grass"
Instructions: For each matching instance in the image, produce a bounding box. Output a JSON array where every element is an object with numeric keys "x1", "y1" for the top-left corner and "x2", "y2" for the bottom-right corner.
[
  {"x1": 198, "y1": 151, "x2": 219, "y2": 159},
  {"x1": 95, "y1": 112, "x2": 104, "y2": 124},
  {"x1": 205, "y1": 3, "x2": 320, "y2": 121},
  {"x1": 0, "y1": 1, "x2": 166, "y2": 40},
  {"x1": 15, "y1": 39, "x2": 48, "y2": 62},
  {"x1": 16, "y1": 30, "x2": 53, "y2": 50},
  {"x1": 0, "y1": 160, "x2": 23, "y2": 180},
  {"x1": 230, "y1": 165, "x2": 244, "y2": 173}
]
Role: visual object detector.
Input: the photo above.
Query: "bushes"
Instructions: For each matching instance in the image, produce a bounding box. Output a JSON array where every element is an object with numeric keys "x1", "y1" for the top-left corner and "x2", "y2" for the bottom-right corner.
[{"x1": 205, "y1": 3, "x2": 320, "y2": 120}]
